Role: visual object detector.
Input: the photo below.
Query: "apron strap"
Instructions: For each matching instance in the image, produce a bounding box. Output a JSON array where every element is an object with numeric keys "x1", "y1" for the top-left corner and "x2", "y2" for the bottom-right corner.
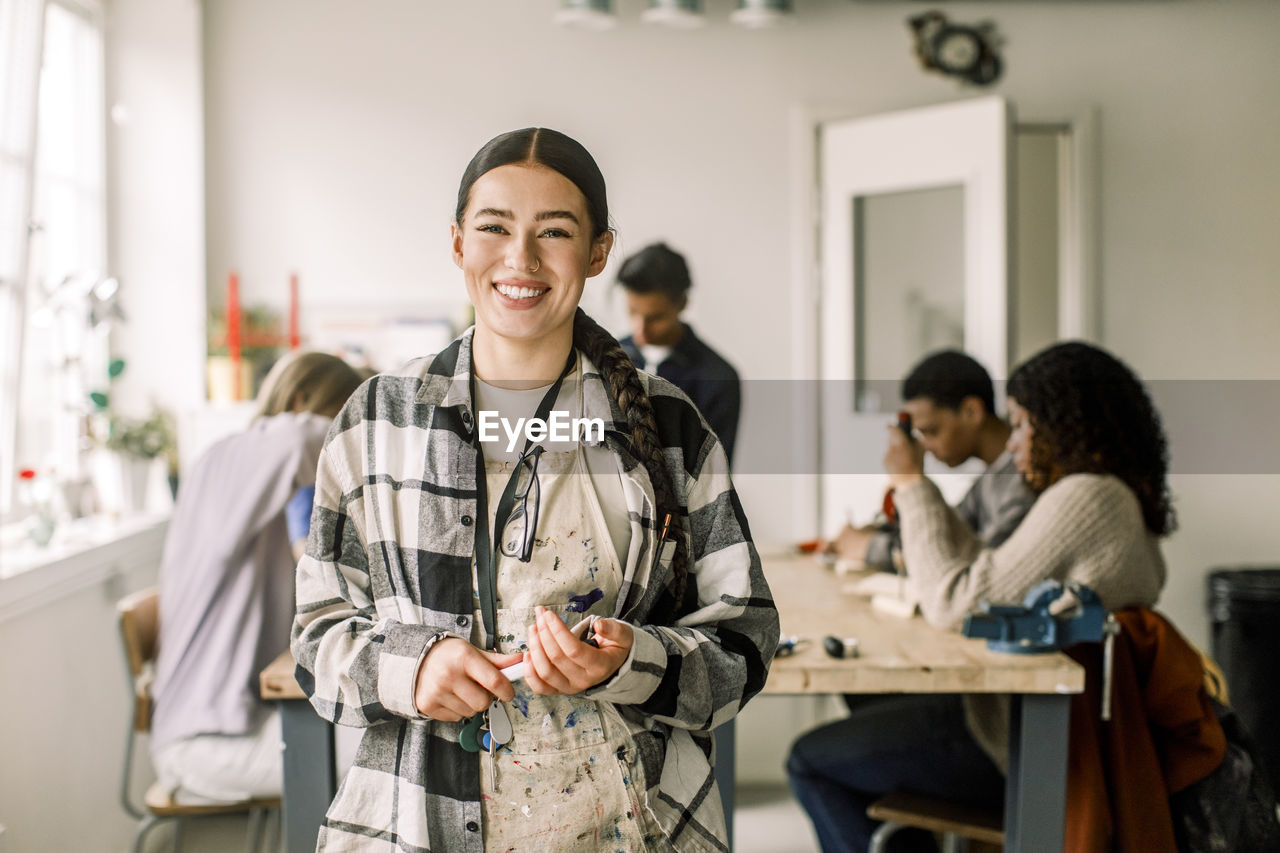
[{"x1": 472, "y1": 351, "x2": 576, "y2": 649}]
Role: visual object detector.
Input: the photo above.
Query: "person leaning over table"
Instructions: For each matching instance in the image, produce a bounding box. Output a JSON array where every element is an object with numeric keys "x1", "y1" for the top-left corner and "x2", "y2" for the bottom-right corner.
[
  {"x1": 787, "y1": 340, "x2": 1173, "y2": 853},
  {"x1": 827, "y1": 349, "x2": 1035, "y2": 571},
  {"x1": 291, "y1": 127, "x2": 779, "y2": 853},
  {"x1": 149, "y1": 351, "x2": 364, "y2": 805},
  {"x1": 283, "y1": 365, "x2": 380, "y2": 559}
]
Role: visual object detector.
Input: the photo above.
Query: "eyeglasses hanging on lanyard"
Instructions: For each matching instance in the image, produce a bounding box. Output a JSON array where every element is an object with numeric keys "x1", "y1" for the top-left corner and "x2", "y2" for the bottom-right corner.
[
  {"x1": 499, "y1": 447, "x2": 542, "y2": 561},
  {"x1": 470, "y1": 351, "x2": 576, "y2": 650}
]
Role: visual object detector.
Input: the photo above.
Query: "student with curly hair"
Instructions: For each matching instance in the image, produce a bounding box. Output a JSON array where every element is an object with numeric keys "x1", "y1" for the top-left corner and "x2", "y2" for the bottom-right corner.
[
  {"x1": 788, "y1": 341, "x2": 1172, "y2": 853},
  {"x1": 292, "y1": 128, "x2": 778, "y2": 852}
]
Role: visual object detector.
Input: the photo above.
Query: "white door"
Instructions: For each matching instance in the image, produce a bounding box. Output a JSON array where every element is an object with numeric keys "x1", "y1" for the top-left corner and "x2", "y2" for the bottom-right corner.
[{"x1": 818, "y1": 96, "x2": 1013, "y2": 534}]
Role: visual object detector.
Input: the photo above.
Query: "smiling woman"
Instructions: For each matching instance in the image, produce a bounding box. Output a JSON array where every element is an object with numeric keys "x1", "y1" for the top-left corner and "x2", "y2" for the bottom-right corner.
[
  {"x1": 291, "y1": 127, "x2": 779, "y2": 853},
  {"x1": 452, "y1": 161, "x2": 612, "y2": 384}
]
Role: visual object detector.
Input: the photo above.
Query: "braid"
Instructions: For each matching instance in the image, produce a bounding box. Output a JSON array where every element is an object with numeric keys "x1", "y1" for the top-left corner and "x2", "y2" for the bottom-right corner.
[{"x1": 572, "y1": 308, "x2": 690, "y2": 606}]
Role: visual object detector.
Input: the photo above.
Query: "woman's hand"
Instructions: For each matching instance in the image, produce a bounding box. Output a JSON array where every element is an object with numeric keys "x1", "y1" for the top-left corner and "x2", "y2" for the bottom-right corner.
[
  {"x1": 523, "y1": 606, "x2": 634, "y2": 696},
  {"x1": 884, "y1": 424, "x2": 926, "y2": 487},
  {"x1": 413, "y1": 638, "x2": 521, "y2": 721}
]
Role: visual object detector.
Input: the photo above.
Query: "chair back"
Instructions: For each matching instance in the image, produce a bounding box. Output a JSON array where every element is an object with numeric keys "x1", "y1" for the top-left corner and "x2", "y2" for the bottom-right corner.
[{"x1": 117, "y1": 587, "x2": 159, "y2": 733}]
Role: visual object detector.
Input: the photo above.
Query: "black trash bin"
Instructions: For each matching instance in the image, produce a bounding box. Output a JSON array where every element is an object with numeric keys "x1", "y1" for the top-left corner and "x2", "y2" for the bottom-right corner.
[{"x1": 1207, "y1": 567, "x2": 1280, "y2": 788}]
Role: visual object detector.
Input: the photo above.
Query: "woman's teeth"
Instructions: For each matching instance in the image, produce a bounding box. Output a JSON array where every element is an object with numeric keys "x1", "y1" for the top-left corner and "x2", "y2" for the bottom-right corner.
[{"x1": 495, "y1": 283, "x2": 544, "y2": 300}]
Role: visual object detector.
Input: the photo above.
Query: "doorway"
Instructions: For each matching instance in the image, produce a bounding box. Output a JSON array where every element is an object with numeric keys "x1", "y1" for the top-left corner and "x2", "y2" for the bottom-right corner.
[{"x1": 804, "y1": 97, "x2": 1097, "y2": 533}]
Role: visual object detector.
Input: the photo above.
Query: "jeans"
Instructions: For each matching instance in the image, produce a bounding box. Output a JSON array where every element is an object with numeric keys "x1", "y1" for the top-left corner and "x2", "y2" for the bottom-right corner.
[{"x1": 786, "y1": 695, "x2": 1004, "y2": 853}]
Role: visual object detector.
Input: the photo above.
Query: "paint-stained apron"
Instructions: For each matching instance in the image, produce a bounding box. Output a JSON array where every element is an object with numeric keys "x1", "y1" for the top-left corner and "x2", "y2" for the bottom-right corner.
[{"x1": 475, "y1": 441, "x2": 657, "y2": 852}]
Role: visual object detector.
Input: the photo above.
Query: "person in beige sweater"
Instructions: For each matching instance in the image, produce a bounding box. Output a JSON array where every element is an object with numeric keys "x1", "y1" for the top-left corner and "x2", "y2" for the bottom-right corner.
[{"x1": 788, "y1": 341, "x2": 1176, "y2": 853}]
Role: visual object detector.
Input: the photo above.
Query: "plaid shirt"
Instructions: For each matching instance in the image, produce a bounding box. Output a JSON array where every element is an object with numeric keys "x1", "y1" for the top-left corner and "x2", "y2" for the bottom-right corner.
[{"x1": 292, "y1": 328, "x2": 778, "y2": 852}]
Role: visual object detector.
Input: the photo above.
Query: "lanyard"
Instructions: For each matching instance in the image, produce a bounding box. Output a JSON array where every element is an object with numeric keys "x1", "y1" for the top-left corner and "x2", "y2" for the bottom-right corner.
[{"x1": 471, "y1": 351, "x2": 576, "y2": 649}]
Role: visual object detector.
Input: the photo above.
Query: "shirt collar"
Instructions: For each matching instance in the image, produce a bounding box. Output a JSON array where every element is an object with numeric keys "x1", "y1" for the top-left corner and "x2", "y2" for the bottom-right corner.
[
  {"x1": 414, "y1": 326, "x2": 473, "y2": 411},
  {"x1": 413, "y1": 326, "x2": 635, "y2": 455}
]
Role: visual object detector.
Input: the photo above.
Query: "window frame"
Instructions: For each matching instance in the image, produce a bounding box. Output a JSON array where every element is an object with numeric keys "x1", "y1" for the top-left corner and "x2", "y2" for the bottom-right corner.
[{"x1": 1, "y1": 0, "x2": 108, "y2": 518}]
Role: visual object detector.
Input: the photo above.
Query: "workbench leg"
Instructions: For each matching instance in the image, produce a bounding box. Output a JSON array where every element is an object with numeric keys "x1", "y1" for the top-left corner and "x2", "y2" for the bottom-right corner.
[
  {"x1": 714, "y1": 719, "x2": 736, "y2": 852},
  {"x1": 280, "y1": 699, "x2": 336, "y2": 853},
  {"x1": 1004, "y1": 693, "x2": 1069, "y2": 853}
]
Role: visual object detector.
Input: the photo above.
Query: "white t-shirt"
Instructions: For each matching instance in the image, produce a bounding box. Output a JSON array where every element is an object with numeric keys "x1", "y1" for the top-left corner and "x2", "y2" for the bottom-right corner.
[
  {"x1": 638, "y1": 344, "x2": 673, "y2": 375},
  {"x1": 472, "y1": 373, "x2": 630, "y2": 566}
]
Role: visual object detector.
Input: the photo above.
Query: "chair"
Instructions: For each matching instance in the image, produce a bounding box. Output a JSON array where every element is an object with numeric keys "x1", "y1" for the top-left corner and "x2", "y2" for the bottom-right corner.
[
  {"x1": 118, "y1": 587, "x2": 280, "y2": 853},
  {"x1": 866, "y1": 791, "x2": 1003, "y2": 852}
]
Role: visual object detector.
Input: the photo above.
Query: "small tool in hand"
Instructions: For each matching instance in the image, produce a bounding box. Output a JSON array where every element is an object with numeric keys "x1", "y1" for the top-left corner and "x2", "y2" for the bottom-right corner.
[
  {"x1": 823, "y1": 636, "x2": 860, "y2": 659},
  {"x1": 500, "y1": 615, "x2": 599, "y2": 682}
]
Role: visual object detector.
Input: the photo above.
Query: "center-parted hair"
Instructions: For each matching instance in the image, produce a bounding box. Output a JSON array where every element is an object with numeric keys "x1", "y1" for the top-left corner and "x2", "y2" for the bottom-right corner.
[
  {"x1": 454, "y1": 128, "x2": 609, "y2": 240},
  {"x1": 455, "y1": 128, "x2": 690, "y2": 606},
  {"x1": 1007, "y1": 341, "x2": 1176, "y2": 536}
]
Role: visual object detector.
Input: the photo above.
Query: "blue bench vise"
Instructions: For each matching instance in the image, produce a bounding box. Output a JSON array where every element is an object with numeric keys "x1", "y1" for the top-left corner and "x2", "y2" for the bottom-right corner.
[{"x1": 962, "y1": 580, "x2": 1106, "y2": 654}]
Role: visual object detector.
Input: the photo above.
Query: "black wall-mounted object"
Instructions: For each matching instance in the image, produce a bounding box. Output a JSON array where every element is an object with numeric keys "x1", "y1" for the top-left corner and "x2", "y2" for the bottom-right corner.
[{"x1": 909, "y1": 10, "x2": 1004, "y2": 86}]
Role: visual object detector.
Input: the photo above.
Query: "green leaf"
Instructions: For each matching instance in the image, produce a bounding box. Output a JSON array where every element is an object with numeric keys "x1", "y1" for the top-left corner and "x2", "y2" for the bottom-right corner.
[
  {"x1": 90, "y1": 391, "x2": 109, "y2": 410},
  {"x1": 108, "y1": 358, "x2": 126, "y2": 378}
]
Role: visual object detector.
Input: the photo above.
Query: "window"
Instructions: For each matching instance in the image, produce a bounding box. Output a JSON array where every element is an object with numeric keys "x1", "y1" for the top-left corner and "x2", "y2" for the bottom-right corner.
[{"x1": 0, "y1": 0, "x2": 106, "y2": 517}]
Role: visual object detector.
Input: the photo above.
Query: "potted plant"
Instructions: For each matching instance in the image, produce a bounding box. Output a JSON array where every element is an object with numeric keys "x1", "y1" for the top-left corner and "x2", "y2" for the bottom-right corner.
[{"x1": 101, "y1": 408, "x2": 178, "y2": 510}]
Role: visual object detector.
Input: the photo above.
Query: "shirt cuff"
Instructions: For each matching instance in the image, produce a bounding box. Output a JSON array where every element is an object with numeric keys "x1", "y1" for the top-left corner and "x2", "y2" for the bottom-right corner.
[
  {"x1": 583, "y1": 622, "x2": 666, "y2": 705},
  {"x1": 893, "y1": 477, "x2": 944, "y2": 516},
  {"x1": 377, "y1": 623, "x2": 461, "y2": 719}
]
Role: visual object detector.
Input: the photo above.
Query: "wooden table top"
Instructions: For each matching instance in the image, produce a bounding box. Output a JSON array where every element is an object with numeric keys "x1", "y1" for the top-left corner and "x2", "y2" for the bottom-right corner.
[
  {"x1": 762, "y1": 553, "x2": 1083, "y2": 696},
  {"x1": 261, "y1": 649, "x2": 306, "y2": 700},
  {"x1": 261, "y1": 552, "x2": 1084, "y2": 702}
]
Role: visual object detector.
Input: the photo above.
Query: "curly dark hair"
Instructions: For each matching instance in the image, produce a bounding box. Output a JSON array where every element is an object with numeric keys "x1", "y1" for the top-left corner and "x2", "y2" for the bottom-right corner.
[{"x1": 1007, "y1": 341, "x2": 1176, "y2": 536}]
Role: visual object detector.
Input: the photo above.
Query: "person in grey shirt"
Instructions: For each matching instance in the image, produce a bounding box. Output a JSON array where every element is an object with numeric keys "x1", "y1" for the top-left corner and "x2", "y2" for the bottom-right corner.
[
  {"x1": 830, "y1": 350, "x2": 1035, "y2": 569},
  {"x1": 150, "y1": 351, "x2": 362, "y2": 804}
]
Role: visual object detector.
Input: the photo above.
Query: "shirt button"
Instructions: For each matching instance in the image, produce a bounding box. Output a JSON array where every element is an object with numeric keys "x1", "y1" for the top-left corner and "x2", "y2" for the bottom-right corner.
[
  {"x1": 456, "y1": 615, "x2": 468, "y2": 627},
  {"x1": 465, "y1": 821, "x2": 479, "y2": 832},
  {"x1": 460, "y1": 514, "x2": 473, "y2": 526}
]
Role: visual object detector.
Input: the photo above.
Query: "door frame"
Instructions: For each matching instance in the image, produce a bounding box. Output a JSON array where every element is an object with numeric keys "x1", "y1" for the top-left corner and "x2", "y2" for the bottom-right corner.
[{"x1": 787, "y1": 99, "x2": 1099, "y2": 536}]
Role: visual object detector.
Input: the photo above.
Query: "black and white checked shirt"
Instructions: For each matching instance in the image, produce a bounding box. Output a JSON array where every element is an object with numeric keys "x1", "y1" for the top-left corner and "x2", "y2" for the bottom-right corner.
[{"x1": 292, "y1": 328, "x2": 779, "y2": 852}]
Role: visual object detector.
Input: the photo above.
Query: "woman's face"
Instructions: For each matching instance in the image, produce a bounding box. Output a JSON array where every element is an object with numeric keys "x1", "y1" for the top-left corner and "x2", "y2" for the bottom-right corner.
[
  {"x1": 1006, "y1": 397, "x2": 1036, "y2": 482},
  {"x1": 452, "y1": 164, "x2": 612, "y2": 352}
]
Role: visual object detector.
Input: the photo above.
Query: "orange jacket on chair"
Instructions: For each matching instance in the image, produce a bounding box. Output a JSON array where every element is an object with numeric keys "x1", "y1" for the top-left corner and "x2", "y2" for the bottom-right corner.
[{"x1": 1063, "y1": 608, "x2": 1227, "y2": 853}]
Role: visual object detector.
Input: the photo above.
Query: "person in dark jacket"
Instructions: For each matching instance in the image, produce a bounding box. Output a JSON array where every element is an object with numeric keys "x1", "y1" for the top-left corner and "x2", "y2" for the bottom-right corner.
[{"x1": 617, "y1": 242, "x2": 742, "y2": 464}]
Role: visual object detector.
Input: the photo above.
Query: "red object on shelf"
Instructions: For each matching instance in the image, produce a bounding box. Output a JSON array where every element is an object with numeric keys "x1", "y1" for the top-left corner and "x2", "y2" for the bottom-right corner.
[
  {"x1": 214, "y1": 272, "x2": 302, "y2": 401},
  {"x1": 227, "y1": 271, "x2": 242, "y2": 400},
  {"x1": 289, "y1": 272, "x2": 300, "y2": 349}
]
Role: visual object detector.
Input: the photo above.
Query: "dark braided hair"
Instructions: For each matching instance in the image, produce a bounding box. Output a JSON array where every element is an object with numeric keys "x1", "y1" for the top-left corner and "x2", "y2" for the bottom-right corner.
[
  {"x1": 573, "y1": 309, "x2": 690, "y2": 605},
  {"x1": 1007, "y1": 341, "x2": 1176, "y2": 536},
  {"x1": 456, "y1": 128, "x2": 690, "y2": 604}
]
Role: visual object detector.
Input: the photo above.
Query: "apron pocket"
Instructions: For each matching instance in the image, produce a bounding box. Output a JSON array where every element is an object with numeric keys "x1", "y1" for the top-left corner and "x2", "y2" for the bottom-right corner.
[{"x1": 481, "y1": 738, "x2": 650, "y2": 852}]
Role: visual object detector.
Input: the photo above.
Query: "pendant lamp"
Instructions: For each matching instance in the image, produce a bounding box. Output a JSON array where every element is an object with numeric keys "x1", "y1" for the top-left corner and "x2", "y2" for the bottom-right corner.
[{"x1": 554, "y1": 0, "x2": 618, "y2": 30}]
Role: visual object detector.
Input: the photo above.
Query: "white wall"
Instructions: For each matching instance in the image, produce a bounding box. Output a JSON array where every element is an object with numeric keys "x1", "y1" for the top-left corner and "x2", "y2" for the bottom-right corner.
[
  {"x1": 0, "y1": 526, "x2": 165, "y2": 853},
  {"x1": 191, "y1": 0, "x2": 1280, "y2": 650},
  {"x1": 106, "y1": 0, "x2": 205, "y2": 425},
  {"x1": 0, "y1": 2, "x2": 206, "y2": 848}
]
